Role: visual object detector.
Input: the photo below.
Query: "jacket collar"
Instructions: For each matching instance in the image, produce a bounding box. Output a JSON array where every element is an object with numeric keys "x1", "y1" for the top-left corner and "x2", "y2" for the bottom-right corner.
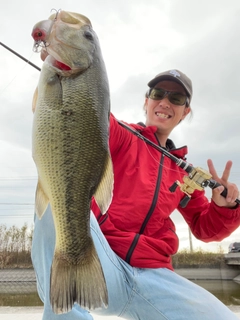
[{"x1": 130, "y1": 122, "x2": 188, "y2": 160}]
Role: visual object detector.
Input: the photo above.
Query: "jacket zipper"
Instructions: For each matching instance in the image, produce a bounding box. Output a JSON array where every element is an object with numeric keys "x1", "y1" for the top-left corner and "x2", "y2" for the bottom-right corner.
[
  {"x1": 98, "y1": 213, "x2": 109, "y2": 226},
  {"x1": 125, "y1": 153, "x2": 165, "y2": 264}
]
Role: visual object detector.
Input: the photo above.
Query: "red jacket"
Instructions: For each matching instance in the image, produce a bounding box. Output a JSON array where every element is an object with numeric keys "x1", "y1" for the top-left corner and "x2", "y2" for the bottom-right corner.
[{"x1": 92, "y1": 114, "x2": 240, "y2": 270}]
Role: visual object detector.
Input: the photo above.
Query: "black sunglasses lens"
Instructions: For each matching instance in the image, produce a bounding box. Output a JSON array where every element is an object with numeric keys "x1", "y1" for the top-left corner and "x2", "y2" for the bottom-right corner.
[
  {"x1": 168, "y1": 93, "x2": 187, "y2": 105},
  {"x1": 149, "y1": 88, "x2": 165, "y2": 100}
]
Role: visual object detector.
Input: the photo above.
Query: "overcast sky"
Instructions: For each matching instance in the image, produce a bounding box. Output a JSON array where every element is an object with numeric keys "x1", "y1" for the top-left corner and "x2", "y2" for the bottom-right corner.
[{"x1": 1, "y1": 0, "x2": 240, "y2": 256}]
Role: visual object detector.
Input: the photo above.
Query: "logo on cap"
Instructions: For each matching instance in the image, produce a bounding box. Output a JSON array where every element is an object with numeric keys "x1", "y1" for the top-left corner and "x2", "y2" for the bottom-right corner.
[{"x1": 169, "y1": 70, "x2": 180, "y2": 78}]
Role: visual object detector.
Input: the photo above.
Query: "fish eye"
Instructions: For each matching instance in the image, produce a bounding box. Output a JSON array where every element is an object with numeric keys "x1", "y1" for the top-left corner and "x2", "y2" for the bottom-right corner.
[{"x1": 84, "y1": 30, "x2": 94, "y2": 40}]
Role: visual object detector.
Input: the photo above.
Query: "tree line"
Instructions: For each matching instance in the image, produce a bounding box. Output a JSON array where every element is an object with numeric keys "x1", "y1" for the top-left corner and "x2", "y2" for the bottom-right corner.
[{"x1": 0, "y1": 223, "x2": 33, "y2": 268}]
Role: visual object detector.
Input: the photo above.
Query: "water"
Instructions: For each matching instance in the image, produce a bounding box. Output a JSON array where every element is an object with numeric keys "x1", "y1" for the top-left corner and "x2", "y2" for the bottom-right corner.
[
  {"x1": 0, "y1": 292, "x2": 42, "y2": 307},
  {"x1": 193, "y1": 280, "x2": 240, "y2": 306},
  {"x1": 0, "y1": 280, "x2": 240, "y2": 307},
  {"x1": 0, "y1": 280, "x2": 43, "y2": 307}
]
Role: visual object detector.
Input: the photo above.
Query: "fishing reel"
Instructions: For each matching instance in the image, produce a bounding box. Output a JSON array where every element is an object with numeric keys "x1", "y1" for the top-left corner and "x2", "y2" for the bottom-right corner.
[
  {"x1": 170, "y1": 167, "x2": 215, "y2": 208},
  {"x1": 170, "y1": 166, "x2": 240, "y2": 208}
]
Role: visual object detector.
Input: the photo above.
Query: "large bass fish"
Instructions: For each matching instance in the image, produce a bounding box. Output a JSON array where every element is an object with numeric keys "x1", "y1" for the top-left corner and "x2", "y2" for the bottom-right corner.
[{"x1": 31, "y1": 10, "x2": 113, "y2": 314}]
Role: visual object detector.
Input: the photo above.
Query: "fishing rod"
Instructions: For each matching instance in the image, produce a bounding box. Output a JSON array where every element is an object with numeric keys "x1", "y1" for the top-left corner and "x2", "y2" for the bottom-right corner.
[
  {"x1": 0, "y1": 42, "x2": 41, "y2": 71},
  {"x1": 2, "y1": 42, "x2": 239, "y2": 208},
  {"x1": 117, "y1": 120, "x2": 240, "y2": 208}
]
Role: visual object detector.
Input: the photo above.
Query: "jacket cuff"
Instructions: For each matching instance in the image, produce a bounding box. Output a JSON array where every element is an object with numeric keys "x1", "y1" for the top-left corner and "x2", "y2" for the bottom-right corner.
[{"x1": 211, "y1": 200, "x2": 240, "y2": 216}]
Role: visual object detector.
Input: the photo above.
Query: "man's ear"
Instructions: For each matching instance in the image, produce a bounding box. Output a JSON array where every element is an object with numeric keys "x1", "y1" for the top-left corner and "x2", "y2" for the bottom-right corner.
[
  {"x1": 181, "y1": 107, "x2": 191, "y2": 120},
  {"x1": 144, "y1": 97, "x2": 148, "y2": 113}
]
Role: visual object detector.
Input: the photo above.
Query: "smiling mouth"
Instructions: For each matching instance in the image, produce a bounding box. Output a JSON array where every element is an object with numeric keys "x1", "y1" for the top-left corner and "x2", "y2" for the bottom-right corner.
[{"x1": 155, "y1": 112, "x2": 171, "y2": 119}]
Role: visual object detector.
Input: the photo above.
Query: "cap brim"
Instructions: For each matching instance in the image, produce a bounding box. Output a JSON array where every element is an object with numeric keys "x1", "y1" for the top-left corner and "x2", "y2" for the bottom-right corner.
[{"x1": 148, "y1": 75, "x2": 191, "y2": 98}]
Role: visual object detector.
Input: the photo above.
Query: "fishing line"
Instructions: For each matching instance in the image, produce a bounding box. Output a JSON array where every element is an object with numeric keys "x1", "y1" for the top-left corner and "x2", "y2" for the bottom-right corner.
[
  {"x1": 123, "y1": 124, "x2": 240, "y2": 180},
  {"x1": 1, "y1": 42, "x2": 239, "y2": 207},
  {"x1": 0, "y1": 42, "x2": 41, "y2": 71},
  {"x1": 117, "y1": 120, "x2": 192, "y2": 175},
  {"x1": 132, "y1": 127, "x2": 186, "y2": 175},
  {"x1": 0, "y1": 40, "x2": 190, "y2": 177},
  {"x1": 0, "y1": 49, "x2": 38, "y2": 96}
]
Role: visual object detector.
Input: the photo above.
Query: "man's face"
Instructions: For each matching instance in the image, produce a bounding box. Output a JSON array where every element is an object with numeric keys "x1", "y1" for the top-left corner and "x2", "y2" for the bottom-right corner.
[{"x1": 145, "y1": 80, "x2": 190, "y2": 138}]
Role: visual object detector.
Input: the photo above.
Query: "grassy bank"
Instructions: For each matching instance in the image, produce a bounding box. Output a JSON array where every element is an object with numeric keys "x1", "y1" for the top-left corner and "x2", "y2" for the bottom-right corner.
[
  {"x1": 1, "y1": 249, "x2": 227, "y2": 269},
  {"x1": 0, "y1": 223, "x2": 228, "y2": 269},
  {"x1": 172, "y1": 248, "x2": 226, "y2": 268}
]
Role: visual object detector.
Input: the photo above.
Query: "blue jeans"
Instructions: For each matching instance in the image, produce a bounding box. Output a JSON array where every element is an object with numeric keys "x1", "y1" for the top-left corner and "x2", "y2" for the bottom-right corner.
[{"x1": 31, "y1": 205, "x2": 238, "y2": 320}]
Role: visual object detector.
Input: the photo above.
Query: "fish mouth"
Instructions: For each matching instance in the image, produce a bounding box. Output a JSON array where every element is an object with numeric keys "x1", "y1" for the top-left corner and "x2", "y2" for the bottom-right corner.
[
  {"x1": 53, "y1": 59, "x2": 72, "y2": 71},
  {"x1": 45, "y1": 53, "x2": 72, "y2": 71}
]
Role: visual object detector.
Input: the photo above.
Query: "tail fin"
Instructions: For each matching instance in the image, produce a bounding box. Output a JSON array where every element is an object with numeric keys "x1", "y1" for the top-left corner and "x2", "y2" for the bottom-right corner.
[{"x1": 50, "y1": 241, "x2": 108, "y2": 314}]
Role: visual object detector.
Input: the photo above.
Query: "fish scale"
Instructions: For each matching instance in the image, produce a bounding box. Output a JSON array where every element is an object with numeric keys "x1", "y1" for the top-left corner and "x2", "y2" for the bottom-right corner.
[{"x1": 32, "y1": 10, "x2": 113, "y2": 314}]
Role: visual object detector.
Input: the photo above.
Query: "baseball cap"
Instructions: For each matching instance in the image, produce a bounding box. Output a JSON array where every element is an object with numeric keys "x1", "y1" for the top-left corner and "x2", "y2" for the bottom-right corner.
[{"x1": 148, "y1": 69, "x2": 193, "y2": 103}]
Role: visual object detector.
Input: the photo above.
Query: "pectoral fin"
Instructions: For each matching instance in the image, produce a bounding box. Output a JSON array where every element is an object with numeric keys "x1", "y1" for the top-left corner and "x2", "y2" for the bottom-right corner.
[
  {"x1": 94, "y1": 153, "x2": 114, "y2": 214},
  {"x1": 32, "y1": 86, "x2": 38, "y2": 113},
  {"x1": 35, "y1": 180, "x2": 49, "y2": 219}
]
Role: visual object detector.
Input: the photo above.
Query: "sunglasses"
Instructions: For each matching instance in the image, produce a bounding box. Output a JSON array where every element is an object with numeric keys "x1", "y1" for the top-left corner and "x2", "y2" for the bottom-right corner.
[{"x1": 148, "y1": 88, "x2": 188, "y2": 106}]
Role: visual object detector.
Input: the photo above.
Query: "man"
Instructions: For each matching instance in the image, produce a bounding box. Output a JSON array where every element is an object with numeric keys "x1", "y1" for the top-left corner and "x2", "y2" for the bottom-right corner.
[{"x1": 32, "y1": 69, "x2": 240, "y2": 319}]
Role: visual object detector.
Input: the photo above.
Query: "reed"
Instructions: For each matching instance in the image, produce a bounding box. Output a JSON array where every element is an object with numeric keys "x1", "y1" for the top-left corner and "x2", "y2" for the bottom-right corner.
[
  {"x1": 0, "y1": 224, "x2": 226, "y2": 269},
  {"x1": 172, "y1": 248, "x2": 226, "y2": 268}
]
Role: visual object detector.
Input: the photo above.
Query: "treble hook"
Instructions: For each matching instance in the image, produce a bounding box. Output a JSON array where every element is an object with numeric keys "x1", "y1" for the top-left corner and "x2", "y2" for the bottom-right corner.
[{"x1": 50, "y1": 8, "x2": 61, "y2": 21}]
